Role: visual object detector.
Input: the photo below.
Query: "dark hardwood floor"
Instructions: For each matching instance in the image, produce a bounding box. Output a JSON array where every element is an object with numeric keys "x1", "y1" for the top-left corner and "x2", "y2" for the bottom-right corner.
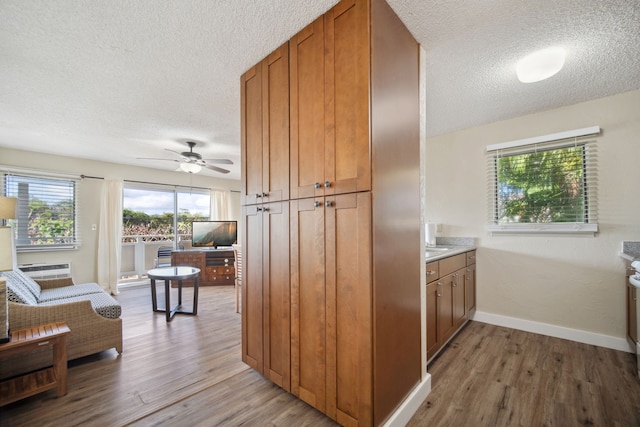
[{"x1": 1, "y1": 285, "x2": 639, "y2": 426}]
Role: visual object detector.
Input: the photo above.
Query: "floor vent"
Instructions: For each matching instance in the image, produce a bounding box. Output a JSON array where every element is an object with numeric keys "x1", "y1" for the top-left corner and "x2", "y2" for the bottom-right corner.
[{"x1": 19, "y1": 263, "x2": 71, "y2": 280}]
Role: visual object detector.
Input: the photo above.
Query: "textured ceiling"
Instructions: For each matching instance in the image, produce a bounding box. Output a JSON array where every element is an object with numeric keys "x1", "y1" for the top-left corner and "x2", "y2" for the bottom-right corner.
[{"x1": 1, "y1": 0, "x2": 639, "y2": 180}]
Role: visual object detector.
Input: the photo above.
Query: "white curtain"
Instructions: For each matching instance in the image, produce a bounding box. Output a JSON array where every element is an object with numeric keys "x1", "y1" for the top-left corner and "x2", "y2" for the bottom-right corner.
[
  {"x1": 211, "y1": 190, "x2": 231, "y2": 220},
  {"x1": 97, "y1": 179, "x2": 123, "y2": 295}
]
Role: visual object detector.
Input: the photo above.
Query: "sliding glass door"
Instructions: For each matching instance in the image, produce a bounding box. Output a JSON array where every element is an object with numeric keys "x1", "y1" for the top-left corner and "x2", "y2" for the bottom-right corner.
[{"x1": 120, "y1": 184, "x2": 210, "y2": 282}]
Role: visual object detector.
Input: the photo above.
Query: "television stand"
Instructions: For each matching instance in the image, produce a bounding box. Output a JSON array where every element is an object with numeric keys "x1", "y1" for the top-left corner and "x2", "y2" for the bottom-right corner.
[{"x1": 171, "y1": 248, "x2": 235, "y2": 286}]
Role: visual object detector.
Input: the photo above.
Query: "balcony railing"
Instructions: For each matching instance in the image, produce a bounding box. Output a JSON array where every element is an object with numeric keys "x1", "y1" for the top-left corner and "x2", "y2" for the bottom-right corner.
[{"x1": 119, "y1": 234, "x2": 192, "y2": 285}]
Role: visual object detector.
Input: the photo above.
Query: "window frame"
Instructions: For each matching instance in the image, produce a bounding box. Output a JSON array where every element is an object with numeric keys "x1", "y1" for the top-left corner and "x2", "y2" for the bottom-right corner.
[
  {"x1": 486, "y1": 127, "x2": 599, "y2": 235},
  {"x1": 122, "y1": 182, "x2": 212, "y2": 247},
  {"x1": 2, "y1": 168, "x2": 81, "y2": 252}
]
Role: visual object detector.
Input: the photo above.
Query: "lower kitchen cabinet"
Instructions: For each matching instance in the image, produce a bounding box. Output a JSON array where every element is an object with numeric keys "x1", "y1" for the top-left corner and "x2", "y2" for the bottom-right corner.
[{"x1": 426, "y1": 250, "x2": 477, "y2": 363}]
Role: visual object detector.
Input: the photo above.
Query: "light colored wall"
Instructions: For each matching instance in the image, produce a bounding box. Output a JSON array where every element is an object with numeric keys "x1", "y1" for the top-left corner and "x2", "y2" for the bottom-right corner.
[
  {"x1": 425, "y1": 89, "x2": 640, "y2": 342},
  {"x1": 0, "y1": 147, "x2": 241, "y2": 284}
]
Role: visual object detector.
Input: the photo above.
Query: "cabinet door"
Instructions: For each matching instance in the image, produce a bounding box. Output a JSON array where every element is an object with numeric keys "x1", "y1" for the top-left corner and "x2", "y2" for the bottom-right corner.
[
  {"x1": 290, "y1": 197, "x2": 327, "y2": 412},
  {"x1": 242, "y1": 205, "x2": 263, "y2": 372},
  {"x1": 262, "y1": 201, "x2": 291, "y2": 391},
  {"x1": 241, "y1": 64, "x2": 263, "y2": 206},
  {"x1": 290, "y1": 17, "x2": 325, "y2": 200},
  {"x1": 452, "y1": 270, "x2": 466, "y2": 329},
  {"x1": 426, "y1": 281, "x2": 440, "y2": 361},
  {"x1": 241, "y1": 43, "x2": 289, "y2": 205},
  {"x1": 629, "y1": 284, "x2": 637, "y2": 343},
  {"x1": 261, "y1": 45, "x2": 290, "y2": 203},
  {"x1": 325, "y1": 192, "x2": 372, "y2": 426},
  {"x1": 324, "y1": 0, "x2": 371, "y2": 196},
  {"x1": 437, "y1": 273, "x2": 455, "y2": 344},
  {"x1": 465, "y1": 263, "x2": 476, "y2": 314}
]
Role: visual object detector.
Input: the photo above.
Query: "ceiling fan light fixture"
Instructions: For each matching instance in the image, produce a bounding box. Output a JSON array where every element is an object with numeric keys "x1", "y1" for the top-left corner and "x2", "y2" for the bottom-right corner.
[
  {"x1": 516, "y1": 47, "x2": 566, "y2": 83},
  {"x1": 180, "y1": 162, "x2": 201, "y2": 174}
]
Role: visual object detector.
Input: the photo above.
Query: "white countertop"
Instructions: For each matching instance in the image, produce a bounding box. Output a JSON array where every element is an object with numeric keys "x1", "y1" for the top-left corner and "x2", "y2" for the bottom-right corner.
[
  {"x1": 425, "y1": 245, "x2": 475, "y2": 262},
  {"x1": 621, "y1": 252, "x2": 638, "y2": 262}
]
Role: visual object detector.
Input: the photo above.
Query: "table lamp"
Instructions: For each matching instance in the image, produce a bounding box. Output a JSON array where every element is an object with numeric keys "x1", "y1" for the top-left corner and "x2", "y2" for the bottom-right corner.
[{"x1": 0, "y1": 196, "x2": 18, "y2": 343}]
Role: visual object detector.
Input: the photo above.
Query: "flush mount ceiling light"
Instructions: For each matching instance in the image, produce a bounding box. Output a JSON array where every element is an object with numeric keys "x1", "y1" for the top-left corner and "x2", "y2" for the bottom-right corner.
[
  {"x1": 516, "y1": 47, "x2": 566, "y2": 83},
  {"x1": 180, "y1": 162, "x2": 202, "y2": 174}
]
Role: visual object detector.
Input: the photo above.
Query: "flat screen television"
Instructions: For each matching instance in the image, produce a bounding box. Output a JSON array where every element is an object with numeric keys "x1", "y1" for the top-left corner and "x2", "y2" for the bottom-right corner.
[{"x1": 191, "y1": 220, "x2": 238, "y2": 248}]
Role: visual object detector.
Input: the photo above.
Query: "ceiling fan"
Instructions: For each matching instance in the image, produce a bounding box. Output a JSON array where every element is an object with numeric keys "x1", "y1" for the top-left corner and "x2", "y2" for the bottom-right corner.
[{"x1": 137, "y1": 141, "x2": 233, "y2": 174}]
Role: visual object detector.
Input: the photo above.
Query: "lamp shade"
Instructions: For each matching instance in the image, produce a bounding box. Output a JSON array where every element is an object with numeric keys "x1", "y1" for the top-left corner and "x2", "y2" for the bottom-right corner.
[
  {"x1": 0, "y1": 227, "x2": 13, "y2": 272},
  {"x1": 180, "y1": 162, "x2": 202, "y2": 174},
  {"x1": 0, "y1": 197, "x2": 17, "y2": 220}
]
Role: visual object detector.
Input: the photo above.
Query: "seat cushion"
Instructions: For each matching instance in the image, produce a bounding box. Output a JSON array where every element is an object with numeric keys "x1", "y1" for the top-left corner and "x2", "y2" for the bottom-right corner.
[
  {"x1": 38, "y1": 282, "x2": 105, "y2": 303},
  {"x1": 39, "y1": 292, "x2": 122, "y2": 319},
  {"x1": 1, "y1": 270, "x2": 41, "y2": 299},
  {"x1": 1, "y1": 271, "x2": 39, "y2": 305}
]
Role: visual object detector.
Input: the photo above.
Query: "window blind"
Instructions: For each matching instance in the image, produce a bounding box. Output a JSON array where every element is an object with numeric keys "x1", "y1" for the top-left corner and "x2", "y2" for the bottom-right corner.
[
  {"x1": 486, "y1": 133, "x2": 598, "y2": 234},
  {"x1": 2, "y1": 170, "x2": 81, "y2": 250}
]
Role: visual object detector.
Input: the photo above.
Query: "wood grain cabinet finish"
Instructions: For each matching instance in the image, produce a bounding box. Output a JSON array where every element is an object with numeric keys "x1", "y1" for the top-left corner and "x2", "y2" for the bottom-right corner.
[
  {"x1": 241, "y1": 43, "x2": 290, "y2": 206},
  {"x1": 242, "y1": 201, "x2": 291, "y2": 390},
  {"x1": 626, "y1": 261, "x2": 638, "y2": 347},
  {"x1": 465, "y1": 251, "x2": 477, "y2": 314},
  {"x1": 242, "y1": 0, "x2": 420, "y2": 425},
  {"x1": 426, "y1": 250, "x2": 477, "y2": 363},
  {"x1": 290, "y1": 193, "x2": 372, "y2": 426},
  {"x1": 171, "y1": 251, "x2": 234, "y2": 286},
  {"x1": 290, "y1": 0, "x2": 371, "y2": 200}
]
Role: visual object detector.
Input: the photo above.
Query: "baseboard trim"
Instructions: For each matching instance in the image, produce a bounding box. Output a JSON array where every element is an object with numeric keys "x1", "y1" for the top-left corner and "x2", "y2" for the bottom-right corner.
[
  {"x1": 472, "y1": 311, "x2": 633, "y2": 353},
  {"x1": 383, "y1": 373, "x2": 431, "y2": 427}
]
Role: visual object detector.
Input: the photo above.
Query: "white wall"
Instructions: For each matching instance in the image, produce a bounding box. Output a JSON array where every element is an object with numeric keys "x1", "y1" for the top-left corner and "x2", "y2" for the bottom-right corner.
[
  {"x1": 425, "y1": 89, "x2": 640, "y2": 346},
  {"x1": 0, "y1": 147, "x2": 241, "y2": 284}
]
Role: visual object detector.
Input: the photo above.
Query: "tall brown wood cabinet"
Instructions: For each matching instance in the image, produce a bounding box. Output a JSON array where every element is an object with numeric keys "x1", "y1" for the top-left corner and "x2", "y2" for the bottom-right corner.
[{"x1": 241, "y1": 0, "x2": 420, "y2": 425}]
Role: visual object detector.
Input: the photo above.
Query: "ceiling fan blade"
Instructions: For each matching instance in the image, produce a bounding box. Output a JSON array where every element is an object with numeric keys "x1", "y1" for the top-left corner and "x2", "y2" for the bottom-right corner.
[
  {"x1": 202, "y1": 159, "x2": 234, "y2": 165},
  {"x1": 136, "y1": 157, "x2": 180, "y2": 162},
  {"x1": 203, "y1": 164, "x2": 230, "y2": 174},
  {"x1": 164, "y1": 148, "x2": 187, "y2": 158}
]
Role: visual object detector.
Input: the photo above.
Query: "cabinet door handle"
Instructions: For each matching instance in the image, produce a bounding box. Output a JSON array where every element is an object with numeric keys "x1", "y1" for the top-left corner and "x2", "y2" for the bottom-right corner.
[
  {"x1": 437, "y1": 282, "x2": 442, "y2": 297},
  {"x1": 314, "y1": 182, "x2": 321, "y2": 189},
  {"x1": 262, "y1": 207, "x2": 269, "y2": 212},
  {"x1": 256, "y1": 193, "x2": 262, "y2": 198},
  {"x1": 314, "y1": 201, "x2": 321, "y2": 208},
  {"x1": 256, "y1": 207, "x2": 263, "y2": 211},
  {"x1": 324, "y1": 181, "x2": 331, "y2": 188},
  {"x1": 325, "y1": 200, "x2": 332, "y2": 207},
  {"x1": 262, "y1": 192, "x2": 268, "y2": 197}
]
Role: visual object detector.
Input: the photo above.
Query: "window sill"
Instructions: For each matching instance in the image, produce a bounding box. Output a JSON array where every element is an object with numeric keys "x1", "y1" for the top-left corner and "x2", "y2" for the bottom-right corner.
[{"x1": 488, "y1": 223, "x2": 598, "y2": 235}]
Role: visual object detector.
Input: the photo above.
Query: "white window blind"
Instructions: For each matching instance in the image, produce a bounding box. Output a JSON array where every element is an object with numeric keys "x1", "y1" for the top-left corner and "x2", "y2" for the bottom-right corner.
[
  {"x1": 2, "y1": 169, "x2": 81, "y2": 250},
  {"x1": 486, "y1": 127, "x2": 599, "y2": 234}
]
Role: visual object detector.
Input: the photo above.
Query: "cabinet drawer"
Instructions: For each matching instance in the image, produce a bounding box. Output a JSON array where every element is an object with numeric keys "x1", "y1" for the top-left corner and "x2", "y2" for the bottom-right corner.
[
  {"x1": 210, "y1": 266, "x2": 235, "y2": 275},
  {"x1": 466, "y1": 250, "x2": 476, "y2": 265},
  {"x1": 439, "y1": 254, "x2": 465, "y2": 276},
  {"x1": 426, "y1": 261, "x2": 439, "y2": 282}
]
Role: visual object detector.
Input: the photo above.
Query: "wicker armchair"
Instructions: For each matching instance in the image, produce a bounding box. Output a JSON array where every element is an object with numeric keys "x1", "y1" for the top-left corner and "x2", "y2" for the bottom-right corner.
[{"x1": 1, "y1": 277, "x2": 123, "y2": 379}]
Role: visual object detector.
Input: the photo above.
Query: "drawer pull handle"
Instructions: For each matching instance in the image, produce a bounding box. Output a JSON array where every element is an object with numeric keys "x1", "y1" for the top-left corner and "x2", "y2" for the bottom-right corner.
[
  {"x1": 38, "y1": 341, "x2": 50, "y2": 346},
  {"x1": 426, "y1": 270, "x2": 436, "y2": 275}
]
